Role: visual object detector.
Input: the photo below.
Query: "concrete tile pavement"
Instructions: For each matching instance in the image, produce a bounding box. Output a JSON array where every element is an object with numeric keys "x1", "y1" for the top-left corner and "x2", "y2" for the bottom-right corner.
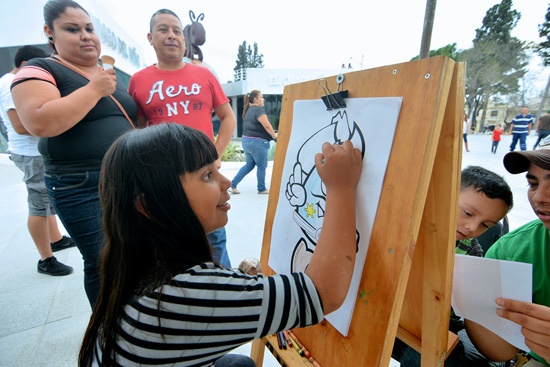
[{"x1": 0, "y1": 132, "x2": 538, "y2": 366}]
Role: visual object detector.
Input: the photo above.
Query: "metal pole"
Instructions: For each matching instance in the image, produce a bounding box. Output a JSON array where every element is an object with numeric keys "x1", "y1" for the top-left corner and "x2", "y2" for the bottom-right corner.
[{"x1": 419, "y1": 0, "x2": 437, "y2": 59}]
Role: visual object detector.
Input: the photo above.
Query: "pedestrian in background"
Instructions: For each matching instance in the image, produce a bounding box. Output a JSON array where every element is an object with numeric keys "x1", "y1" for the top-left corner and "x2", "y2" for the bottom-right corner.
[
  {"x1": 0, "y1": 45, "x2": 75, "y2": 276},
  {"x1": 508, "y1": 107, "x2": 533, "y2": 151},
  {"x1": 230, "y1": 90, "x2": 278, "y2": 195},
  {"x1": 491, "y1": 124, "x2": 503, "y2": 154},
  {"x1": 463, "y1": 113, "x2": 471, "y2": 152},
  {"x1": 534, "y1": 110, "x2": 550, "y2": 150}
]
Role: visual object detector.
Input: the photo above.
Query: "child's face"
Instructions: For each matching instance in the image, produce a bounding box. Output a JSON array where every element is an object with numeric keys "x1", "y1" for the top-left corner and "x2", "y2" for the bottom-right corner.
[
  {"x1": 456, "y1": 188, "x2": 509, "y2": 241},
  {"x1": 180, "y1": 162, "x2": 231, "y2": 234}
]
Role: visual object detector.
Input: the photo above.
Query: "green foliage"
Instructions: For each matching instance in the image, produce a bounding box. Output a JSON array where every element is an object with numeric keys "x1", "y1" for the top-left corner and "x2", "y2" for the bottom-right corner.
[
  {"x1": 410, "y1": 43, "x2": 459, "y2": 61},
  {"x1": 268, "y1": 142, "x2": 276, "y2": 161},
  {"x1": 220, "y1": 140, "x2": 244, "y2": 162},
  {"x1": 537, "y1": 3, "x2": 550, "y2": 67},
  {"x1": 474, "y1": 0, "x2": 520, "y2": 45},
  {"x1": 234, "y1": 41, "x2": 264, "y2": 71},
  {"x1": 460, "y1": 0, "x2": 527, "y2": 129}
]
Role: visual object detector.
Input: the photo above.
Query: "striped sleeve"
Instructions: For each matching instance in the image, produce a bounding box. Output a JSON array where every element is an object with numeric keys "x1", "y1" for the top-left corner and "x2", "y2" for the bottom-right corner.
[
  {"x1": 11, "y1": 65, "x2": 57, "y2": 89},
  {"x1": 108, "y1": 263, "x2": 323, "y2": 366}
]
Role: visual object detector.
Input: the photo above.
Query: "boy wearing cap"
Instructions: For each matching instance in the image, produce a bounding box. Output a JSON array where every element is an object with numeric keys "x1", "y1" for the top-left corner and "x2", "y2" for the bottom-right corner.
[{"x1": 464, "y1": 147, "x2": 550, "y2": 366}]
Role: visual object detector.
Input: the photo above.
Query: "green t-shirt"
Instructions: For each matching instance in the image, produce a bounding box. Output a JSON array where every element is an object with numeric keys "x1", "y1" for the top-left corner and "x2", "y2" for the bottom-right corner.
[{"x1": 485, "y1": 220, "x2": 550, "y2": 366}]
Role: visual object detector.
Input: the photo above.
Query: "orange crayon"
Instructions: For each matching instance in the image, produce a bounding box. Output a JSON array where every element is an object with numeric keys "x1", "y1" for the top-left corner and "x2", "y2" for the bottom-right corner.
[
  {"x1": 308, "y1": 356, "x2": 322, "y2": 367},
  {"x1": 288, "y1": 330, "x2": 311, "y2": 358}
]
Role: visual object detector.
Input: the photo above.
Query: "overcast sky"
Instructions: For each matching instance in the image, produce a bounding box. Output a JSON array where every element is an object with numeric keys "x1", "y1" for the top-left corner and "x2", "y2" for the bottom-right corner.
[{"x1": 104, "y1": 1, "x2": 548, "y2": 89}]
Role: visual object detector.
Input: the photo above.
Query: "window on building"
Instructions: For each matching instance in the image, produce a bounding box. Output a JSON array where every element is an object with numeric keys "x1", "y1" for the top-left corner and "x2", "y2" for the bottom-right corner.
[{"x1": 490, "y1": 110, "x2": 498, "y2": 117}]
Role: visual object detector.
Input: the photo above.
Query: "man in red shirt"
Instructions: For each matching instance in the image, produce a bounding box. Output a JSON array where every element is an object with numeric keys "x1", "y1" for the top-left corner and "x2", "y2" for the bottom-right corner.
[{"x1": 129, "y1": 9, "x2": 236, "y2": 267}]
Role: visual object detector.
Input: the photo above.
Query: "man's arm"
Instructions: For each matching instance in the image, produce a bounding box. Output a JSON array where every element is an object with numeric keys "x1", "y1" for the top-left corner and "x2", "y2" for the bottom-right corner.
[
  {"x1": 464, "y1": 319, "x2": 519, "y2": 361},
  {"x1": 6, "y1": 109, "x2": 31, "y2": 135},
  {"x1": 495, "y1": 298, "x2": 550, "y2": 362},
  {"x1": 213, "y1": 102, "x2": 236, "y2": 167},
  {"x1": 508, "y1": 123, "x2": 515, "y2": 135}
]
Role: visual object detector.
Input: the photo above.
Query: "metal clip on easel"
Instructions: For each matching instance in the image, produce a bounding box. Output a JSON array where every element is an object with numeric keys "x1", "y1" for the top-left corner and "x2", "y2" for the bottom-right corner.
[{"x1": 319, "y1": 75, "x2": 348, "y2": 110}]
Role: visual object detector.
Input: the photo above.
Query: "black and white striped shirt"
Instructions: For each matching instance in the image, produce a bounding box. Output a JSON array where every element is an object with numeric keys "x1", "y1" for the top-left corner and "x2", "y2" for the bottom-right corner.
[{"x1": 93, "y1": 263, "x2": 323, "y2": 366}]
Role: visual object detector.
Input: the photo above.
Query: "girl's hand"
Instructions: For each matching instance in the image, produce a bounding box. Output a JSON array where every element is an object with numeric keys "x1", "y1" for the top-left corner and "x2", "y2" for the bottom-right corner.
[
  {"x1": 88, "y1": 68, "x2": 117, "y2": 98},
  {"x1": 315, "y1": 141, "x2": 362, "y2": 192}
]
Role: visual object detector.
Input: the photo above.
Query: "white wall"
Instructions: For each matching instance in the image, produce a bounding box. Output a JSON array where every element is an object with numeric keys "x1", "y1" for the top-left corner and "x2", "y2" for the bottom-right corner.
[{"x1": 1, "y1": 0, "x2": 145, "y2": 75}]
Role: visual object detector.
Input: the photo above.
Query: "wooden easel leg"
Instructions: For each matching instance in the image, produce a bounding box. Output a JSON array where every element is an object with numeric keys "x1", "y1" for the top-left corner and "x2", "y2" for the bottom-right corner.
[
  {"x1": 420, "y1": 62, "x2": 465, "y2": 367},
  {"x1": 250, "y1": 339, "x2": 265, "y2": 367}
]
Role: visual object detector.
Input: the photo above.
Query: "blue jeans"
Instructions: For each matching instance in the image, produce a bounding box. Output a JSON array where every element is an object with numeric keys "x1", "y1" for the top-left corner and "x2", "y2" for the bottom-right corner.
[
  {"x1": 510, "y1": 133, "x2": 527, "y2": 151},
  {"x1": 44, "y1": 170, "x2": 103, "y2": 307},
  {"x1": 534, "y1": 129, "x2": 550, "y2": 149},
  {"x1": 231, "y1": 137, "x2": 269, "y2": 192},
  {"x1": 208, "y1": 227, "x2": 231, "y2": 268},
  {"x1": 491, "y1": 140, "x2": 500, "y2": 153}
]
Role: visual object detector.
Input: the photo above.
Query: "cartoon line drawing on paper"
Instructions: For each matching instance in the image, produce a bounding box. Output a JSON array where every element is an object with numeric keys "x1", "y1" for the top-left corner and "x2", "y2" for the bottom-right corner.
[{"x1": 285, "y1": 109, "x2": 365, "y2": 272}]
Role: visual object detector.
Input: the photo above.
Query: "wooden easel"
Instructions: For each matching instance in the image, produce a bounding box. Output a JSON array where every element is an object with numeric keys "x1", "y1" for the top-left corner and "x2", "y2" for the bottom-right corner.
[{"x1": 251, "y1": 56, "x2": 465, "y2": 367}]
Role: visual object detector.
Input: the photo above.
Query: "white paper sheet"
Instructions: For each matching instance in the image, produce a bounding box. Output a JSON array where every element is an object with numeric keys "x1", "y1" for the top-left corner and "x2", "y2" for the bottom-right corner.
[
  {"x1": 452, "y1": 254, "x2": 533, "y2": 352},
  {"x1": 268, "y1": 97, "x2": 402, "y2": 336}
]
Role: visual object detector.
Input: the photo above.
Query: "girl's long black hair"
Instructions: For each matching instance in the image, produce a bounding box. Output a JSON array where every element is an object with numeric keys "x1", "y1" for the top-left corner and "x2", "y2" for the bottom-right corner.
[{"x1": 79, "y1": 123, "x2": 218, "y2": 366}]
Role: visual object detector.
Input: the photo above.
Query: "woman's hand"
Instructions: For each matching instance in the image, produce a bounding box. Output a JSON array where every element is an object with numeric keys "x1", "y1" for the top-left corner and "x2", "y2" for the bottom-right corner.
[{"x1": 88, "y1": 68, "x2": 117, "y2": 98}]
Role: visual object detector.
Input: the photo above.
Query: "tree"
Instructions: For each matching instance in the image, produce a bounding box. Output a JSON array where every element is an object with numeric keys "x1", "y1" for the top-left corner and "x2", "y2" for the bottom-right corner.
[
  {"x1": 234, "y1": 41, "x2": 264, "y2": 71},
  {"x1": 535, "y1": 3, "x2": 550, "y2": 122},
  {"x1": 473, "y1": 0, "x2": 520, "y2": 45},
  {"x1": 460, "y1": 0, "x2": 527, "y2": 131},
  {"x1": 410, "y1": 43, "x2": 459, "y2": 61}
]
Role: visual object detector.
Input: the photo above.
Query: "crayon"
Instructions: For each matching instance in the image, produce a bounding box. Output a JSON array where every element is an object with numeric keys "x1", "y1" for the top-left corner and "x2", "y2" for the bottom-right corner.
[
  {"x1": 279, "y1": 332, "x2": 287, "y2": 349},
  {"x1": 288, "y1": 334, "x2": 303, "y2": 356},
  {"x1": 275, "y1": 332, "x2": 283, "y2": 349},
  {"x1": 308, "y1": 356, "x2": 322, "y2": 367},
  {"x1": 282, "y1": 331, "x2": 302, "y2": 356},
  {"x1": 288, "y1": 330, "x2": 311, "y2": 358}
]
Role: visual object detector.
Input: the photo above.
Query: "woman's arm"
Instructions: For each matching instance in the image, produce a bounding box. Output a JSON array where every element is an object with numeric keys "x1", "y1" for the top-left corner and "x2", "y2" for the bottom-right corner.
[
  {"x1": 11, "y1": 68, "x2": 117, "y2": 137},
  {"x1": 305, "y1": 141, "x2": 362, "y2": 314},
  {"x1": 213, "y1": 102, "x2": 236, "y2": 167},
  {"x1": 257, "y1": 114, "x2": 277, "y2": 139}
]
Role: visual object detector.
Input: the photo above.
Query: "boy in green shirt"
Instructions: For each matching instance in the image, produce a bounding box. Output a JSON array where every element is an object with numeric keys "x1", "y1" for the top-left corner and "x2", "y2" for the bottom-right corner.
[{"x1": 465, "y1": 148, "x2": 550, "y2": 367}]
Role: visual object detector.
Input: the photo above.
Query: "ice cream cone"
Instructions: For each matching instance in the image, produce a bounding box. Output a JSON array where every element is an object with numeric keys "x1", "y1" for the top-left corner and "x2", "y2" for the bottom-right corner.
[{"x1": 101, "y1": 55, "x2": 115, "y2": 70}]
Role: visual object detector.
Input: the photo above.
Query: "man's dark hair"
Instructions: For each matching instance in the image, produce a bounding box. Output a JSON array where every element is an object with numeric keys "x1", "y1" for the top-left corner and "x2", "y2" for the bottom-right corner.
[
  {"x1": 149, "y1": 9, "x2": 181, "y2": 33},
  {"x1": 14, "y1": 46, "x2": 49, "y2": 68},
  {"x1": 461, "y1": 165, "x2": 513, "y2": 210}
]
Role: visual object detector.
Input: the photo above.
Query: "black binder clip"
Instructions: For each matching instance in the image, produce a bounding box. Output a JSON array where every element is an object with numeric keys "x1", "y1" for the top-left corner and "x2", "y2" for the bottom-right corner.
[{"x1": 319, "y1": 75, "x2": 348, "y2": 110}]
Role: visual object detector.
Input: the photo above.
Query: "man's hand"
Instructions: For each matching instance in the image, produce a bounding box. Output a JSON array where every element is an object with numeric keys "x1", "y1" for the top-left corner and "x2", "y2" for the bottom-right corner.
[{"x1": 496, "y1": 298, "x2": 550, "y2": 362}]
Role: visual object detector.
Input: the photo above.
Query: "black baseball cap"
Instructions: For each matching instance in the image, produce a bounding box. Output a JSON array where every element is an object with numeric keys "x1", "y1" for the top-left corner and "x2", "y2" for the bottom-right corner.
[{"x1": 504, "y1": 137, "x2": 550, "y2": 174}]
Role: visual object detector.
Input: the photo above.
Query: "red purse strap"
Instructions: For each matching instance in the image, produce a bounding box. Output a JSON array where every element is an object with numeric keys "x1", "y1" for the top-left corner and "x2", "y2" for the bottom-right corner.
[{"x1": 48, "y1": 57, "x2": 135, "y2": 129}]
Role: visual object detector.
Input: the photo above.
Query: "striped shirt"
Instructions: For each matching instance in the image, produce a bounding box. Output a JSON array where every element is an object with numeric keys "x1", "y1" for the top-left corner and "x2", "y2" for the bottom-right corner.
[
  {"x1": 93, "y1": 263, "x2": 323, "y2": 367},
  {"x1": 511, "y1": 114, "x2": 533, "y2": 134}
]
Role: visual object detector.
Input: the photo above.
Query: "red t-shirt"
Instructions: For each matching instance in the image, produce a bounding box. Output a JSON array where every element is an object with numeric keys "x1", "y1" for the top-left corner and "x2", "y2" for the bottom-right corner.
[
  {"x1": 492, "y1": 129, "x2": 502, "y2": 141},
  {"x1": 128, "y1": 64, "x2": 229, "y2": 141}
]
